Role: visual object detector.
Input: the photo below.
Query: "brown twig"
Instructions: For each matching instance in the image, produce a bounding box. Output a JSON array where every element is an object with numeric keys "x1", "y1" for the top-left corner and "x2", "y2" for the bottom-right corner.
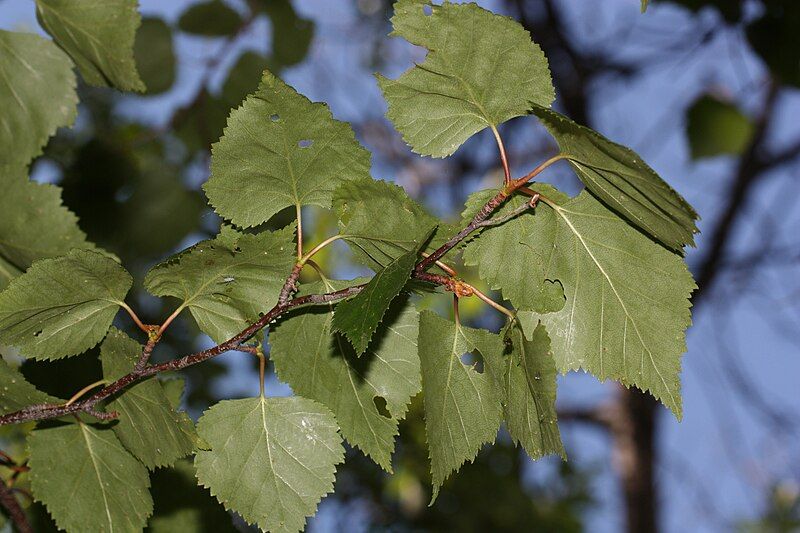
[
  {"x1": 0, "y1": 480, "x2": 32, "y2": 533},
  {"x1": 0, "y1": 162, "x2": 554, "y2": 427}
]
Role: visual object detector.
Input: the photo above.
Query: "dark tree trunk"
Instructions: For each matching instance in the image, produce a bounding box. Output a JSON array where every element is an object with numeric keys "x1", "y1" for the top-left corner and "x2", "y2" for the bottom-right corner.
[{"x1": 611, "y1": 387, "x2": 659, "y2": 533}]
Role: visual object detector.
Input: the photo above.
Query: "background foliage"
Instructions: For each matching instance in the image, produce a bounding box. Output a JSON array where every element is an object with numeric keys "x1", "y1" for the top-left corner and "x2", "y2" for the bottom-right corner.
[{"x1": 1, "y1": 0, "x2": 799, "y2": 532}]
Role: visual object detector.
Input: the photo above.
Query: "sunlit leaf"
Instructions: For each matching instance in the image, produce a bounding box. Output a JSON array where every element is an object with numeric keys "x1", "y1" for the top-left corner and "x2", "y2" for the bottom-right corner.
[
  {"x1": 195, "y1": 396, "x2": 344, "y2": 532},
  {"x1": 377, "y1": 0, "x2": 553, "y2": 157},
  {"x1": 517, "y1": 188, "x2": 696, "y2": 417},
  {"x1": 205, "y1": 70, "x2": 371, "y2": 228},
  {"x1": 332, "y1": 178, "x2": 441, "y2": 271}
]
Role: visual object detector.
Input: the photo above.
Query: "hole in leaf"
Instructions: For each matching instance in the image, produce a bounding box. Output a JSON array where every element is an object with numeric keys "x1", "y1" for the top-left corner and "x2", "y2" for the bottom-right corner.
[
  {"x1": 298, "y1": 139, "x2": 313, "y2": 148},
  {"x1": 460, "y1": 350, "x2": 484, "y2": 373},
  {"x1": 270, "y1": 114, "x2": 280, "y2": 122},
  {"x1": 373, "y1": 396, "x2": 391, "y2": 418},
  {"x1": 423, "y1": 4, "x2": 432, "y2": 15}
]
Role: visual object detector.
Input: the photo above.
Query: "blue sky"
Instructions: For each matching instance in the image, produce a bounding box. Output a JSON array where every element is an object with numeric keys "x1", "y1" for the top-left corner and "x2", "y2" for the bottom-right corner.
[{"x1": 2, "y1": 0, "x2": 799, "y2": 531}]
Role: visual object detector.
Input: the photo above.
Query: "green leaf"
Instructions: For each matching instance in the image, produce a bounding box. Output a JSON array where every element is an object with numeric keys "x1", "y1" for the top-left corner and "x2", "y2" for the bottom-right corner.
[
  {"x1": 517, "y1": 189, "x2": 696, "y2": 418},
  {"x1": 35, "y1": 0, "x2": 145, "y2": 91},
  {"x1": 195, "y1": 396, "x2": 344, "y2": 533},
  {"x1": 0, "y1": 31, "x2": 77, "y2": 167},
  {"x1": 686, "y1": 94, "x2": 753, "y2": 159},
  {"x1": 271, "y1": 282, "x2": 421, "y2": 471},
  {"x1": 332, "y1": 234, "x2": 429, "y2": 355},
  {"x1": 135, "y1": 17, "x2": 175, "y2": 95},
  {"x1": 417, "y1": 311, "x2": 503, "y2": 500},
  {"x1": 28, "y1": 423, "x2": 153, "y2": 532},
  {"x1": 177, "y1": 0, "x2": 243, "y2": 37},
  {"x1": 462, "y1": 187, "x2": 567, "y2": 313},
  {"x1": 144, "y1": 225, "x2": 295, "y2": 343},
  {"x1": 148, "y1": 460, "x2": 237, "y2": 533},
  {"x1": 333, "y1": 178, "x2": 441, "y2": 271},
  {"x1": 641, "y1": 0, "x2": 649, "y2": 12},
  {"x1": 531, "y1": 105, "x2": 699, "y2": 252},
  {"x1": 377, "y1": 0, "x2": 553, "y2": 157},
  {"x1": 483, "y1": 323, "x2": 565, "y2": 461},
  {"x1": 0, "y1": 249, "x2": 131, "y2": 361},
  {"x1": 100, "y1": 328, "x2": 196, "y2": 470},
  {"x1": 0, "y1": 166, "x2": 93, "y2": 290},
  {"x1": 205, "y1": 70, "x2": 372, "y2": 228},
  {"x1": 0, "y1": 358, "x2": 58, "y2": 415}
]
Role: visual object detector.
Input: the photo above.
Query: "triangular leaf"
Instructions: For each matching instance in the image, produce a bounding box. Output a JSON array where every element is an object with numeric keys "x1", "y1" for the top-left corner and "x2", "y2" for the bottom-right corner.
[
  {"x1": 144, "y1": 225, "x2": 295, "y2": 343},
  {"x1": 195, "y1": 396, "x2": 344, "y2": 533},
  {"x1": 0, "y1": 31, "x2": 77, "y2": 167},
  {"x1": 462, "y1": 187, "x2": 567, "y2": 313},
  {"x1": 101, "y1": 328, "x2": 197, "y2": 470},
  {"x1": 204, "y1": 70, "x2": 371, "y2": 228},
  {"x1": 417, "y1": 311, "x2": 503, "y2": 500},
  {"x1": 35, "y1": 0, "x2": 145, "y2": 91},
  {"x1": 377, "y1": 0, "x2": 554, "y2": 157},
  {"x1": 0, "y1": 358, "x2": 59, "y2": 415},
  {"x1": 518, "y1": 189, "x2": 696, "y2": 417},
  {"x1": 332, "y1": 233, "x2": 430, "y2": 355},
  {"x1": 531, "y1": 105, "x2": 699, "y2": 252},
  {"x1": 483, "y1": 323, "x2": 565, "y2": 461},
  {"x1": 28, "y1": 423, "x2": 153, "y2": 532},
  {"x1": 0, "y1": 166, "x2": 93, "y2": 290},
  {"x1": 271, "y1": 281, "x2": 421, "y2": 471},
  {"x1": 0, "y1": 249, "x2": 132, "y2": 360},
  {"x1": 333, "y1": 178, "x2": 444, "y2": 271}
]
